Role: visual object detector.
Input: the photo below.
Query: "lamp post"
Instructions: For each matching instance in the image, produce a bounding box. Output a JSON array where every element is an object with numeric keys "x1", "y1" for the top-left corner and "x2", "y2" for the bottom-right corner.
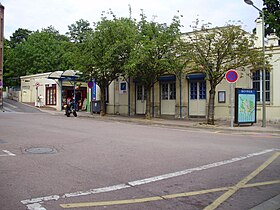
[{"x1": 244, "y1": 0, "x2": 266, "y2": 127}]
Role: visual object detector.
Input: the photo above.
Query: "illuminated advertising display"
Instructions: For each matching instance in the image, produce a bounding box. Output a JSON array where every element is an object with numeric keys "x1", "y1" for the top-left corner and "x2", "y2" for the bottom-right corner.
[{"x1": 235, "y1": 88, "x2": 257, "y2": 124}]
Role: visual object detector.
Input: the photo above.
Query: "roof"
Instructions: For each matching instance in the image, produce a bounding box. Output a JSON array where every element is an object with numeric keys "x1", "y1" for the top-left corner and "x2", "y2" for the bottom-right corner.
[{"x1": 48, "y1": 70, "x2": 81, "y2": 80}]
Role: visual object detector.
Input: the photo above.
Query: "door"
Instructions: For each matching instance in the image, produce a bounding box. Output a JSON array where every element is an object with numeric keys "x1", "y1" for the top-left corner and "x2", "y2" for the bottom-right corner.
[
  {"x1": 189, "y1": 81, "x2": 206, "y2": 116},
  {"x1": 21, "y1": 89, "x2": 31, "y2": 102},
  {"x1": 161, "y1": 82, "x2": 176, "y2": 115},
  {"x1": 136, "y1": 85, "x2": 146, "y2": 114}
]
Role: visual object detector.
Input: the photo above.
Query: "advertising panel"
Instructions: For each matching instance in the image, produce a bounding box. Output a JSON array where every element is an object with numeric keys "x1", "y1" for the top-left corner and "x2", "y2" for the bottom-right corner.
[
  {"x1": 235, "y1": 88, "x2": 257, "y2": 124},
  {"x1": 92, "y1": 79, "x2": 96, "y2": 101}
]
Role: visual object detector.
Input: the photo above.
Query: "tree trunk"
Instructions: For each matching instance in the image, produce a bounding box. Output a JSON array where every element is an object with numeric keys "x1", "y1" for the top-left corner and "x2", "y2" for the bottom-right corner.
[
  {"x1": 145, "y1": 87, "x2": 151, "y2": 119},
  {"x1": 100, "y1": 85, "x2": 106, "y2": 116},
  {"x1": 207, "y1": 87, "x2": 216, "y2": 125}
]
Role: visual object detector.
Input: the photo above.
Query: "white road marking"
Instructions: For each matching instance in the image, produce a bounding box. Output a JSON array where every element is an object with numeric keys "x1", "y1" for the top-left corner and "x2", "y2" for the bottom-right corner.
[
  {"x1": 20, "y1": 148, "x2": 279, "y2": 210},
  {"x1": 2, "y1": 107, "x2": 14, "y2": 112},
  {"x1": 0, "y1": 150, "x2": 16, "y2": 157}
]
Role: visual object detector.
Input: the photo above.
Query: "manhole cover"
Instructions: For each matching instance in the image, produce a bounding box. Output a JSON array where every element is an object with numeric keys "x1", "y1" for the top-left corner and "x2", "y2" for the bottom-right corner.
[{"x1": 25, "y1": 147, "x2": 57, "y2": 154}]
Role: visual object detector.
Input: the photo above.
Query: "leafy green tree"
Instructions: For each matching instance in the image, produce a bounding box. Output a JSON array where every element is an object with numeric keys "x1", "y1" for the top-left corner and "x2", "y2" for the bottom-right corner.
[
  {"x1": 186, "y1": 23, "x2": 270, "y2": 125},
  {"x1": 263, "y1": 0, "x2": 280, "y2": 37},
  {"x1": 8, "y1": 28, "x2": 32, "y2": 48},
  {"x1": 6, "y1": 27, "x2": 69, "y2": 78},
  {"x1": 3, "y1": 39, "x2": 19, "y2": 86},
  {"x1": 66, "y1": 19, "x2": 93, "y2": 43},
  {"x1": 79, "y1": 14, "x2": 137, "y2": 115},
  {"x1": 42, "y1": 25, "x2": 69, "y2": 41},
  {"x1": 168, "y1": 41, "x2": 192, "y2": 119},
  {"x1": 125, "y1": 12, "x2": 183, "y2": 119}
]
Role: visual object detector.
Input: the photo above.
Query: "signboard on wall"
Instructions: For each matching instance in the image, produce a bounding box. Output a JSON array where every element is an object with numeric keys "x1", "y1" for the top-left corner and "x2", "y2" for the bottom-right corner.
[
  {"x1": 234, "y1": 88, "x2": 257, "y2": 124},
  {"x1": 91, "y1": 79, "x2": 96, "y2": 101},
  {"x1": 119, "y1": 82, "x2": 127, "y2": 94}
]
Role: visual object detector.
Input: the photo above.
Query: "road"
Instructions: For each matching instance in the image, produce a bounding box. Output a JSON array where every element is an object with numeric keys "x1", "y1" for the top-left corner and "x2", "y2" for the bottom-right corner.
[
  {"x1": 2, "y1": 98, "x2": 43, "y2": 113},
  {"x1": 0, "y1": 99, "x2": 279, "y2": 210}
]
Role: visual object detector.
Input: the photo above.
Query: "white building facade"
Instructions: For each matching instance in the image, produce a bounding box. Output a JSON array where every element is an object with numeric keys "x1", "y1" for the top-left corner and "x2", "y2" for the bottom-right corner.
[
  {"x1": 103, "y1": 19, "x2": 280, "y2": 122},
  {"x1": 19, "y1": 20, "x2": 280, "y2": 122}
]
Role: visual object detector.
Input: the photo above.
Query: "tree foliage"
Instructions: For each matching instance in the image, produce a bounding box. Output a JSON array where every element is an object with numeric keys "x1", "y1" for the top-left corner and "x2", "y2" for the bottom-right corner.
[
  {"x1": 125, "y1": 12, "x2": 184, "y2": 118},
  {"x1": 186, "y1": 22, "x2": 269, "y2": 124},
  {"x1": 4, "y1": 27, "x2": 71, "y2": 86},
  {"x1": 263, "y1": 0, "x2": 280, "y2": 37},
  {"x1": 66, "y1": 19, "x2": 93, "y2": 43},
  {"x1": 8, "y1": 28, "x2": 32, "y2": 48},
  {"x1": 78, "y1": 13, "x2": 137, "y2": 115}
]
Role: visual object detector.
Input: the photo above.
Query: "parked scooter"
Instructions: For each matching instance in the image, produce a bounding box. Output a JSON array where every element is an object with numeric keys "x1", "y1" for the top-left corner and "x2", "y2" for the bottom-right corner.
[{"x1": 64, "y1": 100, "x2": 77, "y2": 117}]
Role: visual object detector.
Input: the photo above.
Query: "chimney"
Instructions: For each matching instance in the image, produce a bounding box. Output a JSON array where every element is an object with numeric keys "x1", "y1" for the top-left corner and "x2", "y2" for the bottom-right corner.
[{"x1": 255, "y1": 17, "x2": 263, "y2": 48}]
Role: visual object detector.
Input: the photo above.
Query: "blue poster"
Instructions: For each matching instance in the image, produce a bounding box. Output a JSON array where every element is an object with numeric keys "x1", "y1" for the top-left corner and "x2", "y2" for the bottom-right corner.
[
  {"x1": 92, "y1": 79, "x2": 96, "y2": 101},
  {"x1": 235, "y1": 89, "x2": 257, "y2": 124}
]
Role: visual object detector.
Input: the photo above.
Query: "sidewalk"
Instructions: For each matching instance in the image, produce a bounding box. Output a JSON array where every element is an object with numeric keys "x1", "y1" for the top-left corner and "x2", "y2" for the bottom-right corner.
[{"x1": 39, "y1": 107, "x2": 280, "y2": 135}]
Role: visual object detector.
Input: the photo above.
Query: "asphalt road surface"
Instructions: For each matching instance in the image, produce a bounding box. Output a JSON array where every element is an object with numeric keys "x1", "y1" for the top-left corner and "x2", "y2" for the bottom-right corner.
[
  {"x1": 2, "y1": 98, "x2": 43, "y2": 113},
  {"x1": 0, "y1": 100, "x2": 279, "y2": 210}
]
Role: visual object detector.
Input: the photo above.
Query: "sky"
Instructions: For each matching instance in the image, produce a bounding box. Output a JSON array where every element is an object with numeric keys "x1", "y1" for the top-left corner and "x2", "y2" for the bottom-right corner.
[{"x1": 1, "y1": 0, "x2": 264, "y2": 39}]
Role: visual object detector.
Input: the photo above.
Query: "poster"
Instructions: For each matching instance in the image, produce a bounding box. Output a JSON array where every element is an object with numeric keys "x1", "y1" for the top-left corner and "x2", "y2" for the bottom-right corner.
[
  {"x1": 119, "y1": 82, "x2": 127, "y2": 94},
  {"x1": 235, "y1": 88, "x2": 257, "y2": 124},
  {"x1": 92, "y1": 79, "x2": 96, "y2": 101}
]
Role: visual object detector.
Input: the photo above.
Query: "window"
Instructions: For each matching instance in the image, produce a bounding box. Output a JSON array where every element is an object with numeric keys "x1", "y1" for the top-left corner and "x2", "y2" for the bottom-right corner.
[
  {"x1": 252, "y1": 70, "x2": 270, "y2": 102},
  {"x1": 46, "y1": 84, "x2": 56, "y2": 105},
  {"x1": 161, "y1": 82, "x2": 176, "y2": 100},
  {"x1": 169, "y1": 83, "x2": 176, "y2": 100},
  {"x1": 199, "y1": 81, "x2": 206, "y2": 99},
  {"x1": 137, "y1": 85, "x2": 146, "y2": 100},
  {"x1": 161, "y1": 83, "x2": 168, "y2": 100},
  {"x1": 190, "y1": 82, "x2": 197, "y2": 100}
]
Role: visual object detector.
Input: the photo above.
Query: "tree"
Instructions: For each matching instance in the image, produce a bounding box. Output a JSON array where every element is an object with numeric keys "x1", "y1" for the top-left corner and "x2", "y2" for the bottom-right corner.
[
  {"x1": 79, "y1": 14, "x2": 137, "y2": 116},
  {"x1": 125, "y1": 12, "x2": 183, "y2": 119},
  {"x1": 66, "y1": 19, "x2": 93, "y2": 43},
  {"x1": 6, "y1": 27, "x2": 69, "y2": 78},
  {"x1": 3, "y1": 39, "x2": 19, "y2": 86},
  {"x1": 8, "y1": 28, "x2": 32, "y2": 48},
  {"x1": 263, "y1": 0, "x2": 280, "y2": 37},
  {"x1": 186, "y1": 23, "x2": 269, "y2": 125}
]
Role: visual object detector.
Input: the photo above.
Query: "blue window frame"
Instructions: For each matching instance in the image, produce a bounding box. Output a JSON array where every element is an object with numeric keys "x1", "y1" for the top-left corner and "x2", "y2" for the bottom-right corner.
[
  {"x1": 199, "y1": 81, "x2": 206, "y2": 99},
  {"x1": 190, "y1": 82, "x2": 197, "y2": 100},
  {"x1": 252, "y1": 70, "x2": 270, "y2": 102}
]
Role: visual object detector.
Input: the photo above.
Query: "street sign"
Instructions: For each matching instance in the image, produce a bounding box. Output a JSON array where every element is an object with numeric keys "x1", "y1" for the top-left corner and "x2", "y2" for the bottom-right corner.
[
  {"x1": 88, "y1": 81, "x2": 93, "y2": 88},
  {"x1": 225, "y1": 69, "x2": 239, "y2": 83},
  {"x1": 35, "y1": 82, "x2": 40, "y2": 88}
]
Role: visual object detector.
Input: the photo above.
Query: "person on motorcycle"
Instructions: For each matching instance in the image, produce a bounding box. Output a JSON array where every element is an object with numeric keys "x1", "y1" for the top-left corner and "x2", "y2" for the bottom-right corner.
[{"x1": 65, "y1": 99, "x2": 77, "y2": 117}]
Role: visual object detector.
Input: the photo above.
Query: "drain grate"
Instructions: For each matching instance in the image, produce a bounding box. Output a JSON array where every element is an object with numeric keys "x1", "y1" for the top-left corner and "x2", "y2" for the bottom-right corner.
[{"x1": 25, "y1": 147, "x2": 57, "y2": 154}]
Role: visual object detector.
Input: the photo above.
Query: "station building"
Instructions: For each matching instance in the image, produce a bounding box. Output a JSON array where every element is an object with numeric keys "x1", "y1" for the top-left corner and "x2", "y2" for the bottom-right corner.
[
  {"x1": 19, "y1": 19, "x2": 280, "y2": 122},
  {"x1": 104, "y1": 19, "x2": 280, "y2": 122}
]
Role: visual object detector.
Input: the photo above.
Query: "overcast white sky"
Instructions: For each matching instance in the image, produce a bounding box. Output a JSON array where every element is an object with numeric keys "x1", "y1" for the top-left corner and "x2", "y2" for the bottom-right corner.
[{"x1": 1, "y1": 0, "x2": 263, "y2": 39}]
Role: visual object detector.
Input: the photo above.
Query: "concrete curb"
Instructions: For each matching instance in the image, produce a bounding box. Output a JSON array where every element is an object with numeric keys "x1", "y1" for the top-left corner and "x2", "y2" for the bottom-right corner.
[
  {"x1": 19, "y1": 101, "x2": 279, "y2": 135},
  {"x1": 249, "y1": 194, "x2": 280, "y2": 210},
  {"x1": 52, "y1": 110, "x2": 280, "y2": 135}
]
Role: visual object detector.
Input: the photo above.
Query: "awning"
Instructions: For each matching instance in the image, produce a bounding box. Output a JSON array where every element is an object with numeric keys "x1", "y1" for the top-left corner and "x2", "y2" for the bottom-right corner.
[
  {"x1": 158, "y1": 75, "x2": 176, "y2": 81},
  {"x1": 186, "y1": 73, "x2": 205, "y2": 80},
  {"x1": 48, "y1": 71, "x2": 63, "y2": 79},
  {"x1": 48, "y1": 70, "x2": 81, "y2": 80}
]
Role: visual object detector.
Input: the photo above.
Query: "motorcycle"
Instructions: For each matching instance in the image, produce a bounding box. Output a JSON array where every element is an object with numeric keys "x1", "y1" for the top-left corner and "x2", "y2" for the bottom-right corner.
[{"x1": 64, "y1": 100, "x2": 77, "y2": 117}]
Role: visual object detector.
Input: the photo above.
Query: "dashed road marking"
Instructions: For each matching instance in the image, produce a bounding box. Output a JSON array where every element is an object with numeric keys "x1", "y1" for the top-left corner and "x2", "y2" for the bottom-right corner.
[
  {"x1": 0, "y1": 150, "x2": 16, "y2": 157},
  {"x1": 20, "y1": 148, "x2": 280, "y2": 210},
  {"x1": 60, "y1": 179, "x2": 280, "y2": 208},
  {"x1": 204, "y1": 151, "x2": 280, "y2": 210}
]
